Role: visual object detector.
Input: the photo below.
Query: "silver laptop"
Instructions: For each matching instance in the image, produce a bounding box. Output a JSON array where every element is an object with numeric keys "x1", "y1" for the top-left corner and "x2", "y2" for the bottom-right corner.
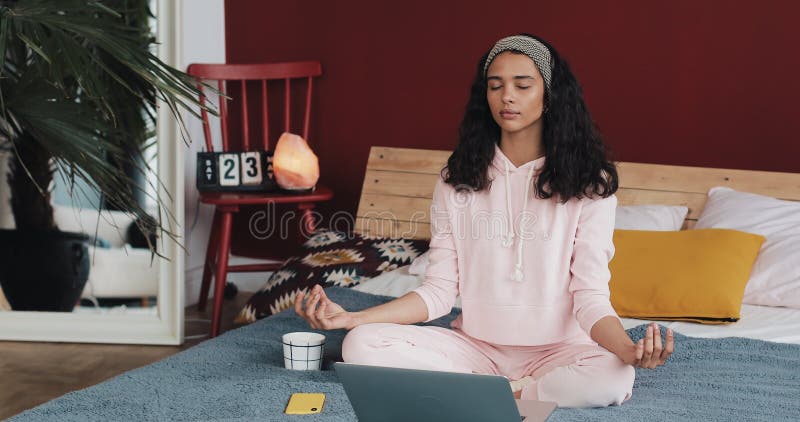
[{"x1": 334, "y1": 362, "x2": 556, "y2": 421}]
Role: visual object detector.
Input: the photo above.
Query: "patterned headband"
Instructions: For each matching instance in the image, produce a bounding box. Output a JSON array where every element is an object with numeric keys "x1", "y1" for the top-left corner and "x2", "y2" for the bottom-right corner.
[{"x1": 483, "y1": 35, "x2": 553, "y2": 94}]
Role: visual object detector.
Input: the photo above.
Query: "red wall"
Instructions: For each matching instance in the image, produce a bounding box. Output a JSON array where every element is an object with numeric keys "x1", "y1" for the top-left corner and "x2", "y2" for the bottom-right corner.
[{"x1": 224, "y1": 0, "x2": 800, "y2": 257}]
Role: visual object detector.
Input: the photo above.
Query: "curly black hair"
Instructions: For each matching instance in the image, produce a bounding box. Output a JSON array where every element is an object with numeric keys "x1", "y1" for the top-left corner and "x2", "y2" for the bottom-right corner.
[{"x1": 443, "y1": 33, "x2": 618, "y2": 203}]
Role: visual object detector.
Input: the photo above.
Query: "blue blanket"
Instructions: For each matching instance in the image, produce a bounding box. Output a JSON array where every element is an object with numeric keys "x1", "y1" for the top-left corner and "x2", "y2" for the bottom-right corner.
[{"x1": 11, "y1": 287, "x2": 800, "y2": 421}]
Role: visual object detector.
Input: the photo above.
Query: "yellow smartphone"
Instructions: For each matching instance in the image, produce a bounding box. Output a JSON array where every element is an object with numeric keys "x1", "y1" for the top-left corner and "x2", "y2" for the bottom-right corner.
[{"x1": 285, "y1": 393, "x2": 325, "y2": 415}]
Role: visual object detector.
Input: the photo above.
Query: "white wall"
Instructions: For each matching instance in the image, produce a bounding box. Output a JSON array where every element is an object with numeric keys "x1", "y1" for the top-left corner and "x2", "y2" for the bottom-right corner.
[
  {"x1": 181, "y1": 0, "x2": 274, "y2": 306},
  {"x1": 181, "y1": 0, "x2": 225, "y2": 305}
]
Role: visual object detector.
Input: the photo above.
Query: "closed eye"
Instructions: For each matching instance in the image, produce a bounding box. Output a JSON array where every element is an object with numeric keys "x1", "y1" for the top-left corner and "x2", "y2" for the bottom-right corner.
[{"x1": 489, "y1": 86, "x2": 530, "y2": 91}]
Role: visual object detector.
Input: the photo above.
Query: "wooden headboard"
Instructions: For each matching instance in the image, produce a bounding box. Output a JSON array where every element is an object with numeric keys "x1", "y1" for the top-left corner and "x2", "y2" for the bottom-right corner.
[{"x1": 355, "y1": 146, "x2": 800, "y2": 240}]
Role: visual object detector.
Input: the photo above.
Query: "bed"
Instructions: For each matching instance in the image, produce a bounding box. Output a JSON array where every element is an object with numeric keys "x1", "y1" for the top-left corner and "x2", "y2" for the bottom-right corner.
[
  {"x1": 355, "y1": 146, "x2": 800, "y2": 345},
  {"x1": 10, "y1": 146, "x2": 800, "y2": 421}
]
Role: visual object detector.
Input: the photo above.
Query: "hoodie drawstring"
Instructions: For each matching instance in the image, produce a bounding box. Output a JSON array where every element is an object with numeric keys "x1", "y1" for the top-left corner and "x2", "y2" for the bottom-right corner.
[
  {"x1": 502, "y1": 158, "x2": 536, "y2": 282},
  {"x1": 502, "y1": 159, "x2": 515, "y2": 248}
]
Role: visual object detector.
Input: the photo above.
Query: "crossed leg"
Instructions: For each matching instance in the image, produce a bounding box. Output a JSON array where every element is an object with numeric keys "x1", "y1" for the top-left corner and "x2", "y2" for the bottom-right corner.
[{"x1": 342, "y1": 323, "x2": 635, "y2": 408}]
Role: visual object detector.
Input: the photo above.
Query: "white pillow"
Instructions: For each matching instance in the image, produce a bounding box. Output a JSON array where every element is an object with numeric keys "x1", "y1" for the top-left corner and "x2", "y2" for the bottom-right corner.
[
  {"x1": 352, "y1": 265, "x2": 462, "y2": 308},
  {"x1": 406, "y1": 204, "x2": 688, "y2": 277},
  {"x1": 408, "y1": 250, "x2": 430, "y2": 275},
  {"x1": 614, "y1": 205, "x2": 689, "y2": 231},
  {"x1": 352, "y1": 265, "x2": 422, "y2": 298},
  {"x1": 695, "y1": 187, "x2": 800, "y2": 308}
]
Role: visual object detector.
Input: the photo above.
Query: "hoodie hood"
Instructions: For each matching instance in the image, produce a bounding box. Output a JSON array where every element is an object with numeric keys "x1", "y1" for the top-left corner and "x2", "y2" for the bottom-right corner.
[
  {"x1": 490, "y1": 143, "x2": 547, "y2": 282},
  {"x1": 490, "y1": 143, "x2": 546, "y2": 176}
]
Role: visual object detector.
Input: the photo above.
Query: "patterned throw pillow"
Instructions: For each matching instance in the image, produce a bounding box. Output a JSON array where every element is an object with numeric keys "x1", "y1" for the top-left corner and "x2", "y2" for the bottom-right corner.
[{"x1": 234, "y1": 230, "x2": 429, "y2": 324}]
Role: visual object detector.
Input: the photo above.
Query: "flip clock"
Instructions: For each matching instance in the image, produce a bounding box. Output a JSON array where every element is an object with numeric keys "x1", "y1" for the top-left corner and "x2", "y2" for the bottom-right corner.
[{"x1": 196, "y1": 151, "x2": 279, "y2": 192}]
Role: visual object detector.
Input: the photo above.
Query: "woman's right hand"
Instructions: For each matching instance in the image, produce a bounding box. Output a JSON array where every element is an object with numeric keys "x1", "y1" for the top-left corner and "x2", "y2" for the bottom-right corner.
[{"x1": 294, "y1": 284, "x2": 358, "y2": 330}]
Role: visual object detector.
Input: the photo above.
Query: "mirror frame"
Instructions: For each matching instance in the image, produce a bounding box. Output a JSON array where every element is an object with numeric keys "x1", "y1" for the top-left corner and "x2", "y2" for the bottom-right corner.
[{"x1": 0, "y1": 0, "x2": 185, "y2": 345}]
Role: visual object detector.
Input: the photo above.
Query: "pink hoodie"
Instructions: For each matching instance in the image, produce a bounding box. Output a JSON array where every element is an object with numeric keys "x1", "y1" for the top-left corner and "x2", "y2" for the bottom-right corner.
[{"x1": 412, "y1": 144, "x2": 620, "y2": 346}]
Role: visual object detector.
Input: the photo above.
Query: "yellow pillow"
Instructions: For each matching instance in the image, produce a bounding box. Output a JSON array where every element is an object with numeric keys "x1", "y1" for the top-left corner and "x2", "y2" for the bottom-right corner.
[{"x1": 609, "y1": 228, "x2": 765, "y2": 324}]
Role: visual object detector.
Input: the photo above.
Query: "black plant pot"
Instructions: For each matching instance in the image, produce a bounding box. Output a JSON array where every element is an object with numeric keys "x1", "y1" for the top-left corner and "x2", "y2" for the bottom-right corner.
[{"x1": 0, "y1": 229, "x2": 90, "y2": 312}]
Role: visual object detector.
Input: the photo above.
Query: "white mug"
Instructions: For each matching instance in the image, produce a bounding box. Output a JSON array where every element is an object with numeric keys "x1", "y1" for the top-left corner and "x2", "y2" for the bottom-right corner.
[{"x1": 282, "y1": 332, "x2": 326, "y2": 370}]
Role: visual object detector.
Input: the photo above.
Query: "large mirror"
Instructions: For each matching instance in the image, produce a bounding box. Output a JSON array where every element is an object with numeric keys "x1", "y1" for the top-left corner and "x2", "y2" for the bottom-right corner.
[{"x1": 0, "y1": 0, "x2": 185, "y2": 345}]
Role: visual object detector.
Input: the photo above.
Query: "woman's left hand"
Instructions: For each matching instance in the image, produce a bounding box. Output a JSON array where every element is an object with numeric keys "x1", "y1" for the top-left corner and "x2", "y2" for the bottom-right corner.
[{"x1": 631, "y1": 322, "x2": 674, "y2": 369}]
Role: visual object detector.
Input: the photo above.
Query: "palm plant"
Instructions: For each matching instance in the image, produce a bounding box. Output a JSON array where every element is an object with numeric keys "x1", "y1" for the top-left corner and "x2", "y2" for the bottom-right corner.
[
  {"x1": 0, "y1": 0, "x2": 211, "y2": 310},
  {"x1": 0, "y1": 0, "x2": 206, "y2": 242}
]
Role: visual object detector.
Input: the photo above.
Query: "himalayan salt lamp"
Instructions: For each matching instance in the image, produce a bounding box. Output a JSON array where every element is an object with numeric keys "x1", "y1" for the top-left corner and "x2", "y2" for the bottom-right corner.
[{"x1": 273, "y1": 132, "x2": 320, "y2": 190}]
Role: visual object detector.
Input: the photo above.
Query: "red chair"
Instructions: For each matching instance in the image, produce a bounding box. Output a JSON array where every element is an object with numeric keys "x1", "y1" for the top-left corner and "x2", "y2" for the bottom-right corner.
[{"x1": 187, "y1": 61, "x2": 333, "y2": 337}]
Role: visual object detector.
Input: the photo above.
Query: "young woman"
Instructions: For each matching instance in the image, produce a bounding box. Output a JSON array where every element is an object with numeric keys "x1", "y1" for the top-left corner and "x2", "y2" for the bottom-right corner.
[{"x1": 295, "y1": 34, "x2": 674, "y2": 408}]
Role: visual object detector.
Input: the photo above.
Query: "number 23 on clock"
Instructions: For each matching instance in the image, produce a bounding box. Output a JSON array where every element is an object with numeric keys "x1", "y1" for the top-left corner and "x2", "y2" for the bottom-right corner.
[{"x1": 197, "y1": 151, "x2": 272, "y2": 190}]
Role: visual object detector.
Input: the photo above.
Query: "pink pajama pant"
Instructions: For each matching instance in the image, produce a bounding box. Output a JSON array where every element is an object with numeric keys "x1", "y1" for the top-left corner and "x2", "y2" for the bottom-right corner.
[{"x1": 341, "y1": 323, "x2": 635, "y2": 408}]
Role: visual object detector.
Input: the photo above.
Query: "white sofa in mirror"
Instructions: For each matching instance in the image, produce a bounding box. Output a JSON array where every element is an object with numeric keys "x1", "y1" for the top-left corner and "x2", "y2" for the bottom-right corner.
[{"x1": 55, "y1": 204, "x2": 159, "y2": 314}]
